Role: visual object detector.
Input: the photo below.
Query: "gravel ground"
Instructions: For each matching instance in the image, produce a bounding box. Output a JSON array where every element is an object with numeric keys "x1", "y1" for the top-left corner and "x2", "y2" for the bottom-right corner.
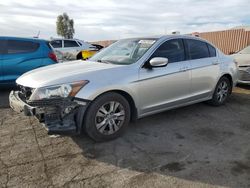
[{"x1": 0, "y1": 86, "x2": 250, "y2": 188}]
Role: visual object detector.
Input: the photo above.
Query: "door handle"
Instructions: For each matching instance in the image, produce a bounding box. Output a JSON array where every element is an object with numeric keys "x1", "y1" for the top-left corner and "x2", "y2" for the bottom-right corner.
[
  {"x1": 179, "y1": 66, "x2": 188, "y2": 72},
  {"x1": 212, "y1": 61, "x2": 219, "y2": 65}
]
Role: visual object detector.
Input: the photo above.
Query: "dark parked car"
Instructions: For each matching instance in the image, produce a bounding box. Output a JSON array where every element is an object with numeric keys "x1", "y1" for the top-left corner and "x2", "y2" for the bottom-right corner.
[{"x1": 0, "y1": 36, "x2": 58, "y2": 86}]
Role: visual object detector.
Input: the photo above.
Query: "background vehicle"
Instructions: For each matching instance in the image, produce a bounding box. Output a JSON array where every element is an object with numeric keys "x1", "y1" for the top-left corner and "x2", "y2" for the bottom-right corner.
[
  {"x1": 91, "y1": 44, "x2": 104, "y2": 51},
  {"x1": 50, "y1": 38, "x2": 98, "y2": 61},
  {"x1": 10, "y1": 35, "x2": 237, "y2": 142},
  {"x1": 81, "y1": 50, "x2": 98, "y2": 60},
  {"x1": 0, "y1": 36, "x2": 58, "y2": 86},
  {"x1": 231, "y1": 45, "x2": 250, "y2": 84},
  {"x1": 80, "y1": 44, "x2": 104, "y2": 60}
]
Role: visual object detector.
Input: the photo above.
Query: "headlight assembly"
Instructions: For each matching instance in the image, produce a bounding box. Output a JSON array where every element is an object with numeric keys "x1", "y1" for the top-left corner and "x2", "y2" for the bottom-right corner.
[{"x1": 29, "y1": 80, "x2": 89, "y2": 101}]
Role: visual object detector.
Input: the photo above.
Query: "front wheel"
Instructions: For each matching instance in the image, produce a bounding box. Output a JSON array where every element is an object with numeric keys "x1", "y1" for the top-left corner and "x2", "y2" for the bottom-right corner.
[
  {"x1": 83, "y1": 92, "x2": 131, "y2": 142},
  {"x1": 208, "y1": 77, "x2": 232, "y2": 106}
]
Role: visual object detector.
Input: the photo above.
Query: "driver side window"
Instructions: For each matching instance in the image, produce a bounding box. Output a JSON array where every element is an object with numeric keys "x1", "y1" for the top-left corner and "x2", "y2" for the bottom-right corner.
[{"x1": 151, "y1": 39, "x2": 185, "y2": 63}]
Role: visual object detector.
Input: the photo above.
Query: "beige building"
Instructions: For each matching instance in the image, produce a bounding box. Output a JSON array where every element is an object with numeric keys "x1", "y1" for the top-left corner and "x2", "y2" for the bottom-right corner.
[{"x1": 194, "y1": 26, "x2": 250, "y2": 54}]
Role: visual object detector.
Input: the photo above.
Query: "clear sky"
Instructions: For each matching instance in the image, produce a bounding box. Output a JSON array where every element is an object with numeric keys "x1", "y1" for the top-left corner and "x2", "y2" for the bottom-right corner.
[{"x1": 0, "y1": 0, "x2": 249, "y2": 41}]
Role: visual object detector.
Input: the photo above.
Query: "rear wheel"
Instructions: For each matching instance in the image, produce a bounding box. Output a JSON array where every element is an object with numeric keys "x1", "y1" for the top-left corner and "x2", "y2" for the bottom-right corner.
[
  {"x1": 76, "y1": 52, "x2": 82, "y2": 60},
  {"x1": 83, "y1": 92, "x2": 130, "y2": 142},
  {"x1": 208, "y1": 77, "x2": 232, "y2": 106}
]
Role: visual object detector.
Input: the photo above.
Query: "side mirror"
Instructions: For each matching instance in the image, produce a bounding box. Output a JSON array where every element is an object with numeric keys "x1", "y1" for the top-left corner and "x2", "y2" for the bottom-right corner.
[{"x1": 149, "y1": 57, "x2": 168, "y2": 68}]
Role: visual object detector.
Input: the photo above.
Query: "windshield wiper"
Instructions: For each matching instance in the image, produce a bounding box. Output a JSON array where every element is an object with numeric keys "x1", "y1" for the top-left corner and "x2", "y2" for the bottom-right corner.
[{"x1": 96, "y1": 59, "x2": 111, "y2": 64}]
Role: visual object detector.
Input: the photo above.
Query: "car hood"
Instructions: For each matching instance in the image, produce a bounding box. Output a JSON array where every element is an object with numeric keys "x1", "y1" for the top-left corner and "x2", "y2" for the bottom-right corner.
[
  {"x1": 16, "y1": 60, "x2": 123, "y2": 88},
  {"x1": 231, "y1": 53, "x2": 250, "y2": 66}
]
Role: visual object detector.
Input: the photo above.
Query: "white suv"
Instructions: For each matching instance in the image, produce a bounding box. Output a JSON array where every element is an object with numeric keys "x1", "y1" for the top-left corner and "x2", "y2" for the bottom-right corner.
[{"x1": 50, "y1": 39, "x2": 97, "y2": 61}]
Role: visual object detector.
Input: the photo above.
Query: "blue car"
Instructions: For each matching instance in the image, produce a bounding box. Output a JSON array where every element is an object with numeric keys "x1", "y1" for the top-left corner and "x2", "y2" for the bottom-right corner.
[{"x1": 0, "y1": 37, "x2": 58, "y2": 86}]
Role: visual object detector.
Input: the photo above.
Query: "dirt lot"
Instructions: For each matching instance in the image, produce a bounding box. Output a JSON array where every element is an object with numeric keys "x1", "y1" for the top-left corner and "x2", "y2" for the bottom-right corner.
[{"x1": 0, "y1": 86, "x2": 250, "y2": 188}]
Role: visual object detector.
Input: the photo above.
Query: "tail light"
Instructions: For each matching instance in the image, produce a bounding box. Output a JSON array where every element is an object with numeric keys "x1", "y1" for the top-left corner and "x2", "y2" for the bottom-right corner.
[{"x1": 48, "y1": 52, "x2": 58, "y2": 63}]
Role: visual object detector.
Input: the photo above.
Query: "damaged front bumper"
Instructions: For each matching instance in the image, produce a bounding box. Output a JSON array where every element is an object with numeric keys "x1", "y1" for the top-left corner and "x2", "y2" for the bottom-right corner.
[{"x1": 9, "y1": 91, "x2": 89, "y2": 135}]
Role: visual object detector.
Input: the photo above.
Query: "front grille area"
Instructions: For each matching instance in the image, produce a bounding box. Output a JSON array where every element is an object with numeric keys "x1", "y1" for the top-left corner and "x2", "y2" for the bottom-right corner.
[
  {"x1": 238, "y1": 69, "x2": 250, "y2": 81},
  {"x1": 28, "y1": 98, "x2": 65, "y2": 107}
]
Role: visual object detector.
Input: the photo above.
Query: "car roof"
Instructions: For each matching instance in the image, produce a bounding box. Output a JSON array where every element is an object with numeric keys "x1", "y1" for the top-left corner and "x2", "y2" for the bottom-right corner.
[
  {"x1": 123, "y1": 34, "x2": 214, "y2": 46},
  {"x1": 0, "y1": 36, "x2": 47, "y2": 42},
  {"x1": 126, "y1": 34, "x2": 207, "y2": 41},
  {"x1": 51, "y1": 38, "x2": 81, "y2": 41},
  {"x1": 160, "y1": 34, "x2": 210, "y2": 41}
]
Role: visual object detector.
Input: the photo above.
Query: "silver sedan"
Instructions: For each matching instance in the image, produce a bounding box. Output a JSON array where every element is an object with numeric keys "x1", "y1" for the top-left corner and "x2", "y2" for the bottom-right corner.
[{"x1": 10, "y1": 35, "x2": 238, "y2": 141}]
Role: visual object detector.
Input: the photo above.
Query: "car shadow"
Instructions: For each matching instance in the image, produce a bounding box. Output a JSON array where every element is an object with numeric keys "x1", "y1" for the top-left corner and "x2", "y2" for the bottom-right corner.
[
  {"x1": 0, "y1": 87, "x2": 14, "y2": 108},
  {"x1": 72, "y1": 90, "x2": 250, "y2": 187},
  {"x1": 237, "y1": 84, "x2": 250, "y2": 90}
]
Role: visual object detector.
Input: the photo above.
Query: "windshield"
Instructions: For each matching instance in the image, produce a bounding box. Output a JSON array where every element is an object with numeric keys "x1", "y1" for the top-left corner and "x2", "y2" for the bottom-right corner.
[
  {"x1": 89, "y1": 39, "x2": 156, "y2": 65},
  {"x1": 238, "y1": 45, "x2": 250, "y2": 54}
]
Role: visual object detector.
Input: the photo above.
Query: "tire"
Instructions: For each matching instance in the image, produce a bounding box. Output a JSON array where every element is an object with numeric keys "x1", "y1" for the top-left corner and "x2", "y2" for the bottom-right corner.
[
  {"x1": 83, "y1": 92, "x2": 131, "y2": 142},
  {"x1": 208, "y1": 76, "x2": 232, "y2": 106},
  {"x1": 76, "y1": 52, "x2": 82, "y2": 60}
]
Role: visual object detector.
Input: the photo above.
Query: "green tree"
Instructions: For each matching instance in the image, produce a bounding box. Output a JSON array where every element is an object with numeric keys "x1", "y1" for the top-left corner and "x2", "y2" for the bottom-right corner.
[{"x1": 56, "y1": 13, "x2": 75, "y2": 39}]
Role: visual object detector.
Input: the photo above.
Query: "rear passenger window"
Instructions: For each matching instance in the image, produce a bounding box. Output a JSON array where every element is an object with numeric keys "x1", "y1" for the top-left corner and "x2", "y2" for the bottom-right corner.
[
  {"x1": 151, "y1": 39, "x2": 185, "y2": 63},
  {"x1": 7, "y1": 40, "x2": 39, "y2": 54},
  {"x1": 186, "y1": 39, "x2": 210, "y2": 60},
  {"x1": 50, "y1": 40, "x2": 62, "y2": 48},
  {"x1": 64, "y1": 40, "x2": 79, "y2": 47},
  {"x1": 207, "y1": 44, "x2": 216, "y2": 57},
  {"x1": 0, "y1": 40, "x2": 7, "y2": 55}
]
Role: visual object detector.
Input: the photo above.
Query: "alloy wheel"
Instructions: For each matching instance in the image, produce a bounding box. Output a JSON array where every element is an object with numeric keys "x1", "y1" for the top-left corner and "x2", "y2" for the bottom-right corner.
[
  {"x1": 95, "y1": 101, "x2": 125, "y2": 135},
  {"x1": 216, "y1": 81, "x2": 229, "y2": 102}
]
